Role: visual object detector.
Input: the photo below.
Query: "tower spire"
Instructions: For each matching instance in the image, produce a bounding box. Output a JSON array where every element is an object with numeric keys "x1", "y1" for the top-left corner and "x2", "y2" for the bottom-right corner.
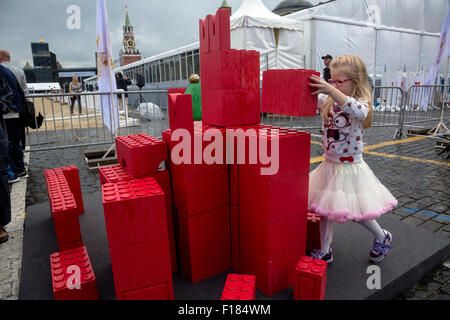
[{"x1": 124, "y1": 5, "x2": 131, "y2": 27}]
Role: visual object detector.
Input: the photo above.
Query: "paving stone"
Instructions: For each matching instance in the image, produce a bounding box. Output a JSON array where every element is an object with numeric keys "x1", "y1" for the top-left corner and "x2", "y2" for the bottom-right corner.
[
  {"x1": 413, "y1": 279, "x2": 442, "y2": 299},
  {"x1": 419, "y1": 220, "x2": 444, "y2": 233},
  {"x1": 431, "y1": 215, "x2": 450, "y2": 225},
  {"x1": 412, "y1": 211, "x2": 438, "y2": 221},
  {"x1": 443, "y1": 224, "x2": 450, "y2": 232},
  {"x1": 426, "y1": 265, "x2": 450, "y2": 285},
  {"x1": 402, "y1": 216, "x2": 425, "y2": 227}
]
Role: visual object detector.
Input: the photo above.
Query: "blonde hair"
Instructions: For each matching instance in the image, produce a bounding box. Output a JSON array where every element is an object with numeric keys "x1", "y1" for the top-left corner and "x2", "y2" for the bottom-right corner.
[
  {"x1": 322, "y1": 55, "x2": 373, "y2": 129},
  {"x1": 71, "y1": 76, "x2": 79, "y2": 84}
]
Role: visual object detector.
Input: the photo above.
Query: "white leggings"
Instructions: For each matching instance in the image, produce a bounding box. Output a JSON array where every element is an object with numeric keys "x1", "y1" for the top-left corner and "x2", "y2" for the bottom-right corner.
[{"x1": 320, "y1": 217, "x2": 386, "y2": 253}]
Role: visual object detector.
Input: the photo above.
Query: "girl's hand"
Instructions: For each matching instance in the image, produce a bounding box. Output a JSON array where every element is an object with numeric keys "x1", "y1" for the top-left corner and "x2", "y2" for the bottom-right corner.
[{"x1": 309, "y1": 75, "x2": 335, "y2": 96}]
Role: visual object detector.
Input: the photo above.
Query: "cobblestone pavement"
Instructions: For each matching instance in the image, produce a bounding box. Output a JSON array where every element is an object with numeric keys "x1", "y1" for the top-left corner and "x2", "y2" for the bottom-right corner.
[
  {"x1": 4, "y1": 119, "x2": 449, "y2": 300},
  {"x1": 0, "y1": 152, "x2": 28, "y2": 300}
]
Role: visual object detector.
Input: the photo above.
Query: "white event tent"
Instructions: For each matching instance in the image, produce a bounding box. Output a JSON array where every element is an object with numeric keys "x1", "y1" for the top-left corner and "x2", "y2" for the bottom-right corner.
[
  {"x1": 230, "y1": 0, "x2": 305, "y2": 72},
  {"x1": 286, "y1": 0, "x2": 449, "y2": 78}
]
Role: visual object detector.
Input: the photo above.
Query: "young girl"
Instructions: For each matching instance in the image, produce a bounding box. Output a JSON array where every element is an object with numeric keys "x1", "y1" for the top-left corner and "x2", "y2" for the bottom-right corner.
[{"x1": 308, "y1": 54, "x2": 397, "y2": 263}]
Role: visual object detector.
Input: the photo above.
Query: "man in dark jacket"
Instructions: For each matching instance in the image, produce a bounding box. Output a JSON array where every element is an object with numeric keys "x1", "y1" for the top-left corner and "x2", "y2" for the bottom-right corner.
[
  {"x1": 116, "y1": 72, "x2": 132, "y2": 110},
  {"x1": 0, "y1": 64, "x2": 26, "y2": 184},
  {"x1": 321, "y1": 54, "x2": 333, "y2": 83},
  {"x1": 0, "y1": 70, "x2": 12, "y2": 243}
]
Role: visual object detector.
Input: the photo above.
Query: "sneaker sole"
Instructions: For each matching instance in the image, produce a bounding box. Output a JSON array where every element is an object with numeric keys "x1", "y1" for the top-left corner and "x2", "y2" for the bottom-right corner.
[{"x1": 369, "y1": 232, "x2": 393, "y2": 263}]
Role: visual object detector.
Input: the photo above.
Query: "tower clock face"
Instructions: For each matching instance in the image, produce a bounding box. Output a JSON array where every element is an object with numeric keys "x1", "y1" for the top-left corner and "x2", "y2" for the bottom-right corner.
[{"x1": 127, "y1": 39, "x2": 135, "y2": 48}]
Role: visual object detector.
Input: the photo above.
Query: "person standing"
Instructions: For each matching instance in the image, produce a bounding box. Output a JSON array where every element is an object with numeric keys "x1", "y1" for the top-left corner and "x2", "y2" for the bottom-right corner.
[
  {"x1": 0, "y1": 69, "x2": 14, "y2": 243},
  {"x1": 0, "y1": 64, "x2": 26, "y2": 184},
  {"x1": 0, "y1": 50, "x2": 29, "y2": 151},
  {"x1": 321, "y1": 54, "x2": 333, "y2": 83},
  {"x1": 115, "y1": 72, "x2": 131, "y2": 110},
  {"x1": 69, "y1": 76, "x2": 83, "y2": 114}
]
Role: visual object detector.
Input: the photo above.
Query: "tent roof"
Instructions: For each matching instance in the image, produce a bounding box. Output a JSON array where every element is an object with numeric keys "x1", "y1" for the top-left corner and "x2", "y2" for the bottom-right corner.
[{"x1": 230, "y1": 0, "x2": 303, "y2": 31}]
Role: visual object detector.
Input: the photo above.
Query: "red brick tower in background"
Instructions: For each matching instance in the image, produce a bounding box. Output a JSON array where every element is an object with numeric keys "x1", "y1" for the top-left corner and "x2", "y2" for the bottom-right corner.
[{"x1": 119, "y1": 6, "x2": 142, "y2": 67}]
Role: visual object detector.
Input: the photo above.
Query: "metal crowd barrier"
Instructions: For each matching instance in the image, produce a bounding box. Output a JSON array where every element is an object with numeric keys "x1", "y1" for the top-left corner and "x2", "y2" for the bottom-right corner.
[
  {"x1": 24, "y1": 90, "x2": 169, "y2": 152},
  {"x1": 23, "y1": 85, "x2": 450, "y2": 152},
  {"x1": 400, "y1": 85, "x2": 450, "y2": 135}
]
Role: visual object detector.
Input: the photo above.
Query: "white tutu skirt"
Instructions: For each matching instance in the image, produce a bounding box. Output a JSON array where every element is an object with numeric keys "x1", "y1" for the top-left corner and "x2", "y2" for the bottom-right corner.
[{"x1": 308, "y1": 159, "x2": 398, "y2": 224}]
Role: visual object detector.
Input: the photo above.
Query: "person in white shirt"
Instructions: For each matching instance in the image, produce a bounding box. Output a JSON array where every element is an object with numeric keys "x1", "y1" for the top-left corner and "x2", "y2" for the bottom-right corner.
[{"x1": 308, "y1": 54, "x2": 397, "y2": 264}]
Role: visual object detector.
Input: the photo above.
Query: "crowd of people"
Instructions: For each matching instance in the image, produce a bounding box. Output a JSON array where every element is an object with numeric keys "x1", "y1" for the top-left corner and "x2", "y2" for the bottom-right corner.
[{"x1": 0, "y1": 49, "x2": 31, "y2": 244}]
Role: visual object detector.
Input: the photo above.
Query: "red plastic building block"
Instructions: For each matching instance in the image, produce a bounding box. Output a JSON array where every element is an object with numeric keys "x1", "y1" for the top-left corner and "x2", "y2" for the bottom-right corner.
[
  {"x1": 101, "y1": 178, "x2": 168, "y2": 248},
  {"x1": 171, "y1": 168, "x2": 229, "y2": 217},
  {"x1": 162, "y1": 128, "x2": 227, "y2": 178},
  {"x1": 115, "y1": 133, "x2": 168, "y2": 178},
  {"x1": 168, "y1": 93, "x2": 194, "y2": 135},
  {"x1": 116, "y1": 279, "x2": 174, "y2": 300},
  {"x1": 99, "y1": 164, "x2": 132, "y2": 185},
  {"x1": 177, "y1": 206, "x2": 231, "y2": 283},
  {"x1": 201, "y1": 50, "x2": 242, "y2": 90},
  {"x1": 294, "y1": 256, "x2": 327, "y2": 300},
  {"x1": 50, "y1": 246, "x2": 98, "y2": 300},
  {"x1": 239, "y1": 171, "x2": 309, "y2": 224},
  {"x1": 239, "y1": 243, "x2": 299, "y2": 297},
  {"x1": 307, "y1": 213, "x2": 321, "y2": 251},
  {"x1": 230, "y1": 205, "x2": 240, "y2": 273},
  {"x1": 238, "y1": 126, "x2": 311, "y2": 181},
  {"x1": 109, "y1": 237, "x2": 173, "y2": 294},
  {"x1": 168, "y1": 88, "x2": 186, "y2": 95},
  {"x1": 220, "y1": 274, "x2": 256, "y2": 300},
  {"x1": 261, "y1": 69, "x2": 320, "y2": 117},
  {"x1": 240, "y1": 210, "x2": 306, "y2": 261},
  {"x1": 199, "y1": 8, "x2": 231, "y2": 54},
  {"x1": 62, "y1": 165, "x2": 84, "y2": 215},
  {"x1": 201, "y1": 87, "x2": 260, "y2": 126}
]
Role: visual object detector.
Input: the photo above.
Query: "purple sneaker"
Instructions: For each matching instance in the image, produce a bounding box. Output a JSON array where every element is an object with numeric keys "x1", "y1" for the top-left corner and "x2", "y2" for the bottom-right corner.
[
  {"x1": 369, "y1": 230, "x2": 393, "y2": 263},
  {"x1": 310, "y1": 248, "x2": 333, "y2": 264}
]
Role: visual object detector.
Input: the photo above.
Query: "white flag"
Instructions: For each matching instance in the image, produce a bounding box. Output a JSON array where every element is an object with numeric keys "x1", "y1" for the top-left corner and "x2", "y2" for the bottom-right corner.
[
  {"x1": 96, "y1": 0, "x2": 119, "y2": 133},
  {"x1": 421, "y1": 8, "x2": 450, "y2": 111}
]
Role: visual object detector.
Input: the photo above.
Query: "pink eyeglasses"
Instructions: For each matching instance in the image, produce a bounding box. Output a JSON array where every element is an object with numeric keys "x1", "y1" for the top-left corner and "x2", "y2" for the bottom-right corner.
[{"x1": 328, "y1": 79, "x2": 352, "y2": 87}]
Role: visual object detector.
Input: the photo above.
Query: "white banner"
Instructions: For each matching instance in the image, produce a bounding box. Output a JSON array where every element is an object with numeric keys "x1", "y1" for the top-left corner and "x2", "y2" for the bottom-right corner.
[
  {"x1": 421, "y1": 8, "x2": 450, "y2": 111},
  {"x1": 96, "y1": 0, "x2": 119, "y2": 133}
]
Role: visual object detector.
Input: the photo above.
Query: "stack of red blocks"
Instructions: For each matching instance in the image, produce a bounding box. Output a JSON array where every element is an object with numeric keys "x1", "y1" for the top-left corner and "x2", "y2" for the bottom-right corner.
[
  {"x1": 199, "y1": 8, "x2": 260, "y2": 126},
  {"x1": 50, "y1": 246, "x2": 98, "y2": 300},
  {"x1": 163, "y1": 122, "x2": 231, "y2": 284},
  {"x1": 236, "y1": 125, "x2": 311, "y2": 296},
  {"x1": 102, "y1": 178, "x2": 174, "y2": 300},
  {"x1": 44, "y1": 167, "x2": 83, "y2": 251},
  {"x1": 98, "y1": 162, "x2": 176, "y2": 273},
  {"x1": 220, "y1": 274, "x2": 256, "y2": 300}
]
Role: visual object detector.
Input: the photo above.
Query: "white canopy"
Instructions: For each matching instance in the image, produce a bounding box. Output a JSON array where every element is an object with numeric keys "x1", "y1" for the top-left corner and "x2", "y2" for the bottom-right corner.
[
  {"x1": 230, "y1": 0, "x2": 305, "y2": 72},
  {"x1": 287, "y1": 0, "x2": 449, "y2": 77},
  {"x1": 230, "y1": 0, "x2": 303, "y2": 31}
]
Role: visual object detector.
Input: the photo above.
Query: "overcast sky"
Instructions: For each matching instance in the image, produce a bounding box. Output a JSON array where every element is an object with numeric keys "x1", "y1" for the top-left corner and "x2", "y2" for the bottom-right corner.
[{"x1": 0, "y1": 0, "x2": 323, "y2": 69}]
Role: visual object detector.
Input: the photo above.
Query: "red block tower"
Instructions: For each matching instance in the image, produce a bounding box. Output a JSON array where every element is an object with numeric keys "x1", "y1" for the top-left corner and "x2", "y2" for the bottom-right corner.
[
  {"x1": 306, "y1": 213, "x2": 321, "y2": 252},
  {"x1": 102, "y1": 178, "x2": 174, "y2": 299},
  {"x1": 44, "y1": 168, "x2": 83, "y2": 251},
  {"x1": 199, "y1": 8, "x2": 260, "y2": 126}
]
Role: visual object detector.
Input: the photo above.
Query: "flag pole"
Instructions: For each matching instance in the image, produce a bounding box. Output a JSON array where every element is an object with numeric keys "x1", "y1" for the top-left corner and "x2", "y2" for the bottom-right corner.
[
  {"x1": 102, "y1": 56, "x2": 117, "y2": 160},
  {"x1": 430, "y1": 56, "x2": 450, "y2": 136}
]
